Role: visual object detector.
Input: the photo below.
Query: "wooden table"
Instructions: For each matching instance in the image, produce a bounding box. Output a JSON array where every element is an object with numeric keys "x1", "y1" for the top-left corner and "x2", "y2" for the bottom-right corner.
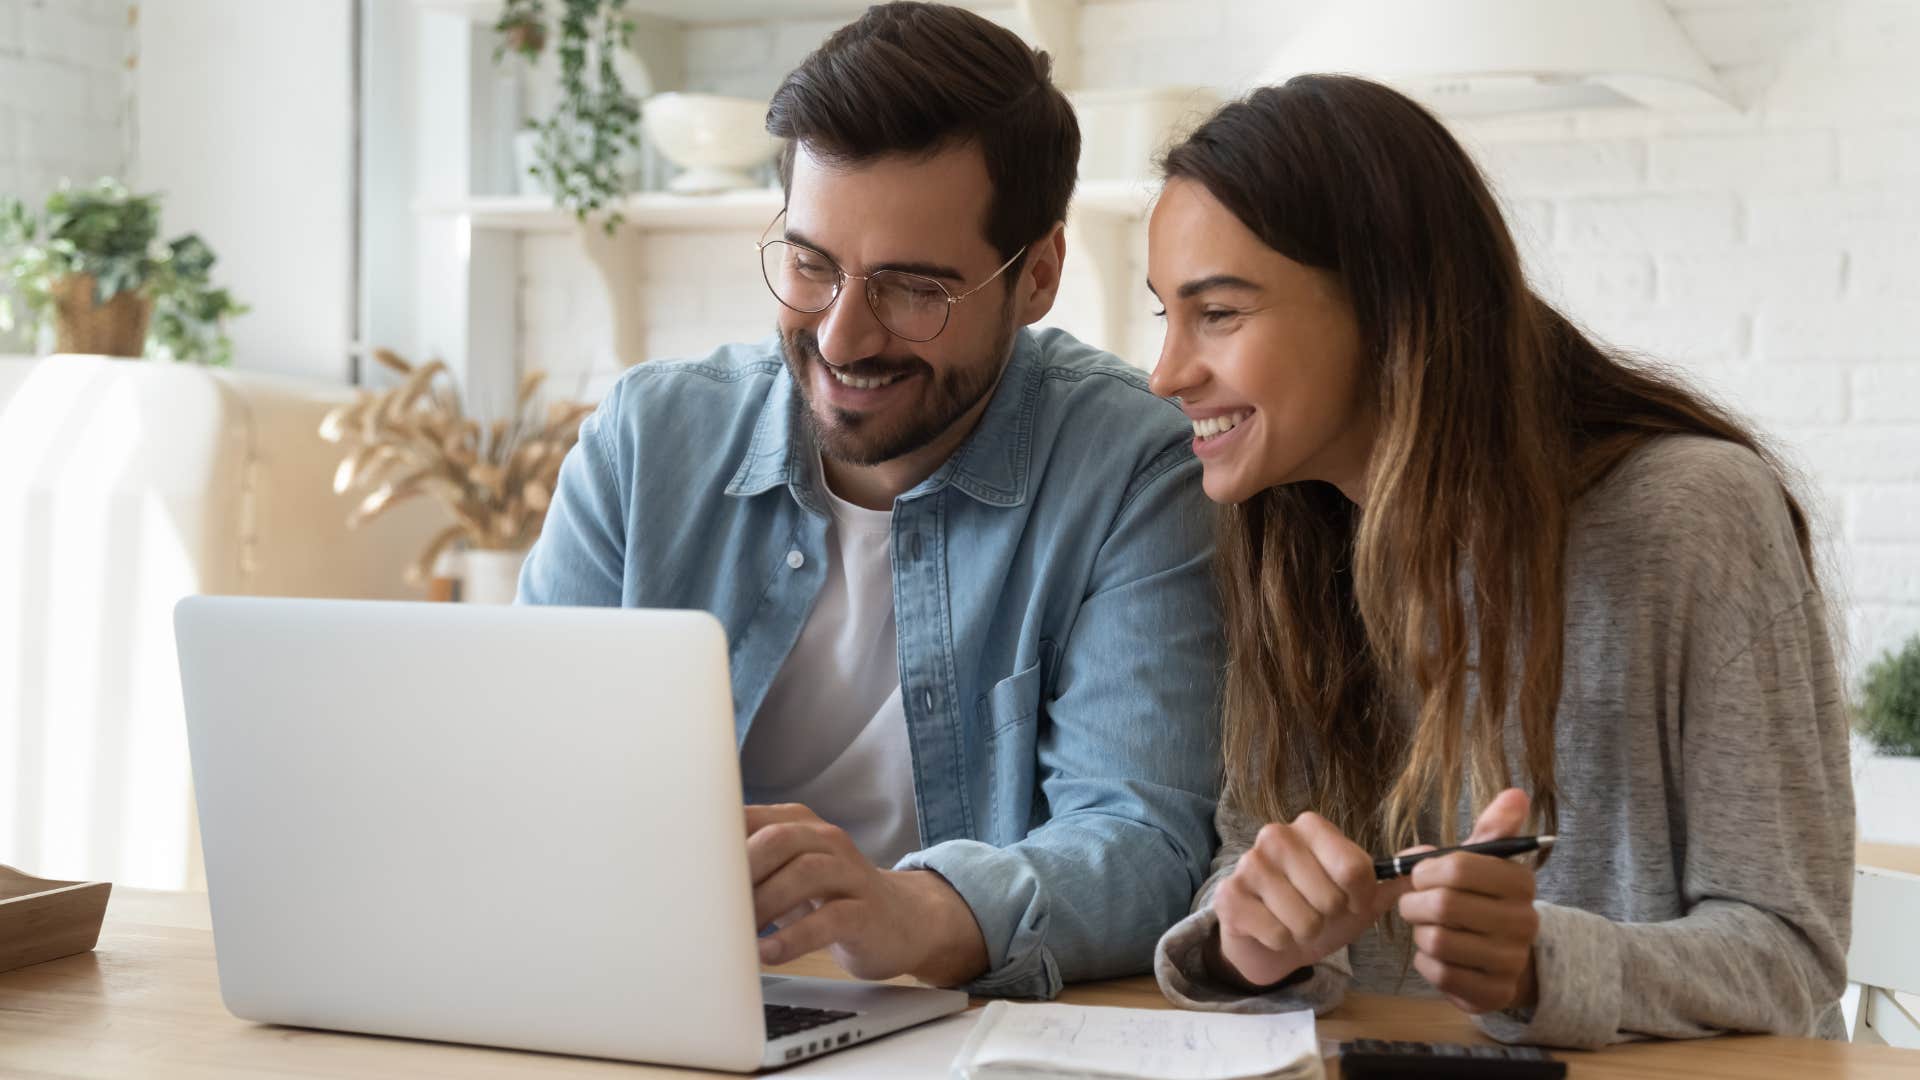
[
  {"x1": 1860, "y1": 842, "x2": 1920, "y2": 877},
  {"x1": 3, "y1": 890, "x2": 1917, "y2": 1078}
]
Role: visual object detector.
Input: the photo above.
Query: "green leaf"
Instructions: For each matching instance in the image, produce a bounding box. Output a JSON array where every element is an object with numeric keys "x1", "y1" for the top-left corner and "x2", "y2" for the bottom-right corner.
[
  {"x1": 490, "y1": 0, "x2": 642, "y2": 223},
  {"x1": 1858, "y1": 635, "x2": 1920, "y2": 757},
  {"x1": 0, "y1": 177, "x2": 245, "y2": 364}
]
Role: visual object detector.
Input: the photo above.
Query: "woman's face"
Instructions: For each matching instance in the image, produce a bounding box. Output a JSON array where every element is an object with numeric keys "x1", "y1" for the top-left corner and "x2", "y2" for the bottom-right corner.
[{"x1": 1146, "y1": 177, "x2": 1375, "y2": 506}]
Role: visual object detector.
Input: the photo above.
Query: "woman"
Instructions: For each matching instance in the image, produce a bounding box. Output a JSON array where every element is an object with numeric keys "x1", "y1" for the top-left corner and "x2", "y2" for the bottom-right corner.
[{"x1": 1146, "y1": 75, "x2": 1853, "y2": 1050}]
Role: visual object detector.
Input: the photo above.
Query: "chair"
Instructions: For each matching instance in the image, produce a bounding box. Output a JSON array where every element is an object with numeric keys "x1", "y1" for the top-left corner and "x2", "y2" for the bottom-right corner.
[
  {"x1": 0, "y1": 355, "x2": 444, "y2": 891},
  {"x1": 1845, "y1": 865, "x2": 1920, "y2": 1046}
]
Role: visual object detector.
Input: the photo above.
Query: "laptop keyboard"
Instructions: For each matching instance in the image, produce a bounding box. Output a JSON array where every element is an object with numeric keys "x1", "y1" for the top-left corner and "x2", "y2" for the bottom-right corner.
[{"x1": 765, "y1": 1004, "x2": 857, "y2": 1040}]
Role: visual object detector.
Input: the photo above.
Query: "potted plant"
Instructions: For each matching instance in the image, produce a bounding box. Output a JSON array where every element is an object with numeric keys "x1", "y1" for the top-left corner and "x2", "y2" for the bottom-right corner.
[
  {"x1": 493, "y1": 0, "x2": 645, "y2": 230},
  {"x1": 0, "y1": 178, "x2": 246, "y2": 364},
  {"x1": 1855, "y1": 633, "x2": 1920, "y2": 845},
  {"x1": 319, "y1": 347, "x2": 594, "y2": 602}
]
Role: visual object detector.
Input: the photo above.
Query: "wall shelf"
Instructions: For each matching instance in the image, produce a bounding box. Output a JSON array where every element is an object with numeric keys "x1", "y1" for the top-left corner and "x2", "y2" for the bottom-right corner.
[
  {"x1": 402, "y1": 0, "x2": 1134, "y2": 395},
  {"x1": 417, "y1": 0, "x2": 1084, "y2": 86},
  {"x1": 417, "y1": 0, "x2": 888, "y2": 22},
  {"x1": 415, "y1": 188, "x2": 786, "y2": 233},
  {"x1": 414, "y1": 179, "x2": 1155, "y2": 234},
  {"x1": 414, "y1": 178, "x2": 1156, "y2": 367}
]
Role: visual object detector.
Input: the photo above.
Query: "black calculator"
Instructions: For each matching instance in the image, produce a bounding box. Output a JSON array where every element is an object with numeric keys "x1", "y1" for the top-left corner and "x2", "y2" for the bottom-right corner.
[{"x1": 1337, "y1": 1038, "x2": 1567, "y2": 1079}]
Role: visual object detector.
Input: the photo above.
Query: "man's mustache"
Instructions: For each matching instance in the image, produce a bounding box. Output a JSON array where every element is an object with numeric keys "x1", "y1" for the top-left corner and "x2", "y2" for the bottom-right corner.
[{"x1": 785, "y1": 330, "x2": 928, "y2": 381}]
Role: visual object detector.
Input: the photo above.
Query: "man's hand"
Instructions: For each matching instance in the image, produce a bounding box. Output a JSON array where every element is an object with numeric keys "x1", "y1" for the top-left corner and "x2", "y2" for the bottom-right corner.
[
  {"x1": 746, "y1": 804, "x2": 988, "y2": 986},
  {"x1": 1208, "y1": 812, "x2": 1413, "y2": 990},
  {"x1": 1397, "y1": 788, "x2": 1541, "y2": 1014}
]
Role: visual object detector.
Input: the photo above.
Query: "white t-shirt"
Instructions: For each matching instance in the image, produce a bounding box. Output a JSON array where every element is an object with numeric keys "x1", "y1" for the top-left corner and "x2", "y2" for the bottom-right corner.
[{"x1": 738, "y1": 469, "x2": 921, "y2": 869}]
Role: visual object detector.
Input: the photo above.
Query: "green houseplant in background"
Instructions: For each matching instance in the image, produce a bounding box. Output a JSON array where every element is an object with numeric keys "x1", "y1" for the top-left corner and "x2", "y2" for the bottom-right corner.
[
  {"x1": 493, "y1": 0, "x2": 645, "y2": 230},
  {"x1": 1858, "y1": 633, "x2": 1920, "y2": 757},
  {"x1": 0, "y1": 178, "x2": 246, "y2": 365}
]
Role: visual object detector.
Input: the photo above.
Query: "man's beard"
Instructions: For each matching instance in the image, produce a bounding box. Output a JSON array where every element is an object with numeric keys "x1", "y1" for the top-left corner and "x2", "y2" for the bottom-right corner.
[{"x1": 780, "y1": 311, "x2": 1016, "y2": 467}]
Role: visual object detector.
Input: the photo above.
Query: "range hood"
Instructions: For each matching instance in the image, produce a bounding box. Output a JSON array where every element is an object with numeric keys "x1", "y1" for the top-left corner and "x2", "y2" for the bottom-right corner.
[{"x1": 1263, "y1": 0, "x2": 1734, "y2": 116}]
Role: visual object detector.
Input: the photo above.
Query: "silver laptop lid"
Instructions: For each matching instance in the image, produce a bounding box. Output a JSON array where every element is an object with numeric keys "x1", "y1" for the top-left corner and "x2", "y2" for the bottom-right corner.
[{"x1": 176, "y1": 597, "x2": 766, "y2": 1070}]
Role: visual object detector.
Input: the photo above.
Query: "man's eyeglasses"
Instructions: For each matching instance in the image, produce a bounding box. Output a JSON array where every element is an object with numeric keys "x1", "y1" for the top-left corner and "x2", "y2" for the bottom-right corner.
[{"x1": 755, "y1": 211, "x2": 1027, "y2": 343}]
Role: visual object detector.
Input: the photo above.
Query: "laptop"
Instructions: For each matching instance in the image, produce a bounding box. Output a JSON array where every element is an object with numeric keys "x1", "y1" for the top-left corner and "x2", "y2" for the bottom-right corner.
[{"x1": 174, "y1": 596, "x2": 968, "y2": 1071}]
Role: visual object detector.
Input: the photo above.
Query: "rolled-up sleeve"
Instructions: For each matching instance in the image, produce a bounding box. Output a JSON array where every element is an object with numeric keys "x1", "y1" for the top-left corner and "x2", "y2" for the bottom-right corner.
[
  {"x1": 1477, "y1": 595, "x2": 1853, "y2": 1049},
  {"x1": 1153, "y1": 799, "x2": 1351, "y2": 1014},
  {"x1": 898, "y1": 449, "x2": 1224, "y2": 998}
]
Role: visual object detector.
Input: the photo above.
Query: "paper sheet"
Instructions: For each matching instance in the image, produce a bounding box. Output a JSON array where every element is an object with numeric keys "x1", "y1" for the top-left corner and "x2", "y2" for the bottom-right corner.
[{"x1": 951, "y1": 1001, "x2": 1319, "y2": 1080}]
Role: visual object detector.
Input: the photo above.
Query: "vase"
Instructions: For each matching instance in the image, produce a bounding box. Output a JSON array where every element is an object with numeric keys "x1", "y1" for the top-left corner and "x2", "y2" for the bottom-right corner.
[
  {"x1": 462, "y1": 548, "x2": 528, "y2": 605},
  {"x1": 51, "y1": 273, "x2": 152, "y2": 358}
]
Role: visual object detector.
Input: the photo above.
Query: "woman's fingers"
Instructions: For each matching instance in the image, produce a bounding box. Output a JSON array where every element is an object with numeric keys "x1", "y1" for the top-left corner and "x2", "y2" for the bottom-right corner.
[
  {"x1": 1292, "y1": 813, "x2": 1385, "y2": 916},
  {"x1": 1259, "y1": 821, "x2": 1348, "y2": 924},
  {"x1": 1409, "y1": 922, "x2": 1532, "y2": 977},
  {"x1": 1410, "y1": 850, "x2": 1537, "y2": 902},
  {"x1": 1398, "y1": 880, "x2": 1537, "y2": 936},
  {"x1": 1246, "y1": 853, "x2": 1336, "y2": 947},
  {"x1": 1400, "y1": 842, "x2": 1541, "y2": 1015},
  {"x1": 1411, "y1": 949, "x2": 1519, "y2": 1014},
  {"x1": 1371, "y1": 873, "x2": 1417, "y2": 916},
  {"x1": 1214, "y1": 870, "x2": 1295, "y2": 956},
  {"x1": 1465, "y1": 787, "x2": 1531, "y2": 844},
  {"x1": 1215, "y1": 814, "x2": 1391, "y2": 976}
]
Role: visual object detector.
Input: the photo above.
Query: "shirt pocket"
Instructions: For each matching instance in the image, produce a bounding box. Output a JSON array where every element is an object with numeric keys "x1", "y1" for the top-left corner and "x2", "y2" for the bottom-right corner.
[{"x1": 978, "y1": 661, "x2": 1044, "y2": 841}]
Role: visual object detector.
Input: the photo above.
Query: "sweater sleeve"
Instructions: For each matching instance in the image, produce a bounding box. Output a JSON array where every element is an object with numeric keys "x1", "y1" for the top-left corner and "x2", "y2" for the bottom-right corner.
[
  {"x1": 1153, "y1": 798, "x2": 1354, "y2": 1014},
  {"x1": 1477, "y1": 593, "x2": 1854, "y2": 1048}
]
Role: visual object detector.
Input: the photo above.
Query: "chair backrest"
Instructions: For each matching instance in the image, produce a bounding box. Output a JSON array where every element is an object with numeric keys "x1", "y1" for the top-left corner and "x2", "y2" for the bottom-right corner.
[
  {"x1": 0, "y1": 356, "x2": 38, "y2": 409},
  {"x1": 0, "y1": 355, "x2": 444, "y2": 894},
  {"x1": 1848, "y1": 865, "x2": 1920, "y2": 1046}
]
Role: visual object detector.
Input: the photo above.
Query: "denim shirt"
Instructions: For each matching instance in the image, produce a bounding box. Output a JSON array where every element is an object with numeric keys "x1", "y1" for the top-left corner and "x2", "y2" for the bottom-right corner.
[{"x1": 519, "y1": 327, "x2": 1223, "y2": 998}]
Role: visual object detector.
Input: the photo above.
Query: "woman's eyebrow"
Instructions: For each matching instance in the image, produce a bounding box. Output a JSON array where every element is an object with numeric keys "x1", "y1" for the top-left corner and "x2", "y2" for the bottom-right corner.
[{"x1": 1176, "y1": 273, "x2": 1262, "y2": 299}]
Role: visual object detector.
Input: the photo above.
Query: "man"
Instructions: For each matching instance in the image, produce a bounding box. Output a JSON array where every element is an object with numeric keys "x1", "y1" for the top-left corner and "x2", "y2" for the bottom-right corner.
[{"x1": 520, "y1": 1, "x2": 1221, "y2": 999}]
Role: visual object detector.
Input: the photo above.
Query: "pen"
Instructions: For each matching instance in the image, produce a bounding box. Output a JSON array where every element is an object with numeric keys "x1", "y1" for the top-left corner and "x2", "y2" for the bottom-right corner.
[{"x1": 1373, "y1": 835, "x2": 1556, "y2": 880}]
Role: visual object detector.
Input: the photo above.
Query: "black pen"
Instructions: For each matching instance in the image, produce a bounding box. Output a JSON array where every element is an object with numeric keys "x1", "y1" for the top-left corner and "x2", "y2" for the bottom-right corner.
[{"x1": 1373, "y1": 835, "x2": 1556, "y2": 880}]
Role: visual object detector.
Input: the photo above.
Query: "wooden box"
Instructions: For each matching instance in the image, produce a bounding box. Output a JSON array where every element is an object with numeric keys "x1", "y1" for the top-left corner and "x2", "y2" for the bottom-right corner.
[{"x1": 0, "y1": 863, "x2": 111, "y2": 975}]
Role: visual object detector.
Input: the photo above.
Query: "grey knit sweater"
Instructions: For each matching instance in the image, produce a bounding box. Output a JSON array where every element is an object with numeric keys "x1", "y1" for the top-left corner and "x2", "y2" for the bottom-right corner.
[{"x1": 1154, "y1": 436, "x2": 1855, "y2": 1050}]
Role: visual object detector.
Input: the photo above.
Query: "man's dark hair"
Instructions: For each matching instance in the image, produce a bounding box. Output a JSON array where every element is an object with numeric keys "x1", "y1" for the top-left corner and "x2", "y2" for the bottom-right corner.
[{"x1": 766, "y1": 1, "x2": 1079, "y2": 266}]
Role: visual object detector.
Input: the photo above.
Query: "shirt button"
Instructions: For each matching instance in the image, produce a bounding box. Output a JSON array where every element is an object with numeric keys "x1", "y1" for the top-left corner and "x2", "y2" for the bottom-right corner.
[{"x1": 786, "y1": 550, "x2": 804, "y2": 570}]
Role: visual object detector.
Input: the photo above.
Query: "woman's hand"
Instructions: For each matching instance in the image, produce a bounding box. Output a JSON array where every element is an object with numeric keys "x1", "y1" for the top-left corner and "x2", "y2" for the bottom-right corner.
[
  {"x1": 1398, "y1": 787, "x2": 1541, "y2": 1014},
  {"x1": 1208, "y1": 812, "x2": 1413, "y2": 990}
]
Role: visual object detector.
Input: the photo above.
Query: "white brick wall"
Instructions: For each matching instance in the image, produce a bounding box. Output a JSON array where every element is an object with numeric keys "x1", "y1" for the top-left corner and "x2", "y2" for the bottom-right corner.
[
  {"x1": 0, "y1": 0, "x2": 130, "y2": 208},
  {"x1": 0, "y1": 0, "x2": 132, "y2": 348},
  {"x1": 518, "y1": 0, "x2": 1920, "y2": 675},
  {"x1": 1456, "y1": 1, "x2": 1920, "y2": 678},
  {"x1": 520, "y1": 225, "x2": 777, "y2": 401}
]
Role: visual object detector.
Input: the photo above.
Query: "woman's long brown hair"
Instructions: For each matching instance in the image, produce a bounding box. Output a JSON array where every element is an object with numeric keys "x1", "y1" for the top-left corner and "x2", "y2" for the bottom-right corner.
[{"x1": 1163, "y1": 76, "x2": 1817, "y2": 855}]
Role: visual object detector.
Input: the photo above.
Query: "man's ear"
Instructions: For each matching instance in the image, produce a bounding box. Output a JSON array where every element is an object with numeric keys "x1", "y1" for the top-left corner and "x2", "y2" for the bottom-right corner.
[{"x1": 1014, "y1": 221, "x2": 1068, "y2": 325}]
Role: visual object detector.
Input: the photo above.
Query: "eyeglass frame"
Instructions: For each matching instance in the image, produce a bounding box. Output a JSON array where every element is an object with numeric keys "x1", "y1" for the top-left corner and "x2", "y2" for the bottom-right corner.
[{"x1": 754, "y1": 210, "x2": 1029, "y2": 344}]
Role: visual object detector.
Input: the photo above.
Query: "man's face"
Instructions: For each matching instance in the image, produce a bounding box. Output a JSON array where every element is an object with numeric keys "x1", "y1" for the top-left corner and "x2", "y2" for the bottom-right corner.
[{"x1": 775, "y1": 142, "x2": 1021, "y2": 467}]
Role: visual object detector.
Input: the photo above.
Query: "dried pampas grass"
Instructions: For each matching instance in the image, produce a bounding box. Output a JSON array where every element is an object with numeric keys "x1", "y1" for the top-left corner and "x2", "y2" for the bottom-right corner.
[{"x1": 320, "y1": 348, "x2": 594, "y2": 584}]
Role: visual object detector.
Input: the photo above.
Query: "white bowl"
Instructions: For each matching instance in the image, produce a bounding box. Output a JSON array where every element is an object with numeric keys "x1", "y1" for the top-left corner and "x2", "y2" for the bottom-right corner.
[{"x1": 641, "y1": 93, "x2": 783, "y2": 194}]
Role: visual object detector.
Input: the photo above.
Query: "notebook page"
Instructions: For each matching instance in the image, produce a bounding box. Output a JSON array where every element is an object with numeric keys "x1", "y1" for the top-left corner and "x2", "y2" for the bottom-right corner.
[{"x1": 956, "y1": 1001, "x2": 1317, "y2": 1080}]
